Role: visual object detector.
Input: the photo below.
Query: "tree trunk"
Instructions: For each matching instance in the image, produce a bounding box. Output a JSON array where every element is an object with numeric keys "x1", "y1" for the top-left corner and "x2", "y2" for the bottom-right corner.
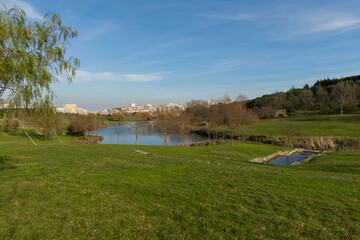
[
  {"x1": 231, "y1": 131, "x2": 234, "y2": 146},
  {"x1": 135, "y1": 128, "x2": 140, "y2": 145},
  {"x1": 340, "y1": 105, "x2": 343, "y2": 115},
  {"x1": 164, "y1": 134, "x2": 168, "y2": 146},
  {"x1": 135, "y1": 133, "x2": 139, "y2": 145},
  {"x1": 214, "y1": 131, "x2": 218, "y2": 146},
  {"x1": 320, "y1": 104, "x2": 323, "y2": 115},
  {"x1": 287, "y1": 137, "x2": 291, "y2": 148},
  {"x1": 208, "y1": 131, "x2": 211, "y2": 146}
]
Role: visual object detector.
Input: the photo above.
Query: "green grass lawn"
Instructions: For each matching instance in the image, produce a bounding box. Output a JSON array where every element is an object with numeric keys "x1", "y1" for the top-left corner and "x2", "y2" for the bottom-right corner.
[
  {"x1": 1, "y1": 133, "x2": 360, "y2": 239},
  {"x1": 217, "y1": 114, "x2": 360, "y2": 138}
]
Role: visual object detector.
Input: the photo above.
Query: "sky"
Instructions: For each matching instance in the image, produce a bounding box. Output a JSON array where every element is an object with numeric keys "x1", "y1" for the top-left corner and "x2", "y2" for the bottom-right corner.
[{"x1": 3, "y1": 0, "x2": 360, "y2": 110}]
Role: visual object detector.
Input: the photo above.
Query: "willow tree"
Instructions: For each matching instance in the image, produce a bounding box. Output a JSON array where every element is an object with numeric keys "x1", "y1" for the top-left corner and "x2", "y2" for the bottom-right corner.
[{"x1": 0, "y1": 5, "x2": 80, "y2": 107}]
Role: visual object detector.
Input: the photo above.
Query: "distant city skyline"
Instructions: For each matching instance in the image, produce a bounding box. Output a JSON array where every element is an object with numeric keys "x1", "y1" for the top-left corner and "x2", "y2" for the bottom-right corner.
[{"x1": 3, "y1": 0, "x2": 360, "y2": 111}]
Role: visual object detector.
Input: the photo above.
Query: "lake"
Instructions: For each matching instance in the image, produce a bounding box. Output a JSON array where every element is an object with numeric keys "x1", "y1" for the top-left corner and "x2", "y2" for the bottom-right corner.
[{"x1": 95, "y1": 122, "x2": 208, "y2": 146}]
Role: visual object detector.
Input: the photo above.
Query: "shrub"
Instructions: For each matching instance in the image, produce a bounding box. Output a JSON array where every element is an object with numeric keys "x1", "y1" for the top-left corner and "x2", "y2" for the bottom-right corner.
[
  {"x1": 67, "y1": 114, "x2": 105, "y2": 137},
  {"x1": 4, "y1": 113, "x2": 19, "y2": 135},
  {"x1": 109, "y1": 113, "x2": 126, "y2": 121}
]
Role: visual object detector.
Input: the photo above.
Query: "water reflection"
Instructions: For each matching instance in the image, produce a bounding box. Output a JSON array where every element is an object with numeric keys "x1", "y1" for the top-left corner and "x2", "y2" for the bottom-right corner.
[
  {"x1": 269, "y1": 152, "x2": 318, "y2": 166},
  {"x1": 98, "y1": 122, "x2": 207, "y2": 146}
]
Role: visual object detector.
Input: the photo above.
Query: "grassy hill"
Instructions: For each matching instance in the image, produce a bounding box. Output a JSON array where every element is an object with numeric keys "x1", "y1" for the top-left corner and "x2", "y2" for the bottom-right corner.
[
  {"x1": 1, "y1": 133, "x2": 359, "y2": 239},
  {"x1": 216, "y1": 114, "x2": 360, "y2": 138}
]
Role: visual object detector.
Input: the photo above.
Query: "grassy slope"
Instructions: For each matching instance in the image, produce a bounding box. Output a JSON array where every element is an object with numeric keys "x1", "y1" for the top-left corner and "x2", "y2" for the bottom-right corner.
[
  {"x1": 0, "y1": 133, "x2": 359, "y2": 239},
  {"x1": 217, "y1": 115, "x2": 360, "y2": 138}
]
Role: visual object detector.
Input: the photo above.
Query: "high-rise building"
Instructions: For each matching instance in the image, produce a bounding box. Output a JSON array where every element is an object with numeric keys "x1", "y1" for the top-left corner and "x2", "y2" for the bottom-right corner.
[{"x1": 63, "y1": 103, "x2": 77, "y2": 113}]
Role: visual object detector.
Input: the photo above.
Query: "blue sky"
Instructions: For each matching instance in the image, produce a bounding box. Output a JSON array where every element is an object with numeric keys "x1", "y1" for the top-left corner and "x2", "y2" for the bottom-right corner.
[{"x1": 3, "y1": 0, "x2": 360, "y2": 110}]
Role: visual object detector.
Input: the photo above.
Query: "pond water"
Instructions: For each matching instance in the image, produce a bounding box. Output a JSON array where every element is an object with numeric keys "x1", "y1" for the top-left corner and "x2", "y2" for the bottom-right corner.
[
  {"x1": 269, "y1": 152, "x2": 318, "y2": 166},
  {"x1": 95, "y1": 122, "x2": 208, "y2": 146}
]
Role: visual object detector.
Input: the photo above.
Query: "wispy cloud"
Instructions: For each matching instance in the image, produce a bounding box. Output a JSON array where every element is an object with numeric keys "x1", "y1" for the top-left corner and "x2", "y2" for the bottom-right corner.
[
  {"x1": 204, "y1": 13, "x2": 254, "y2": 21},
  {"x1": 301, "y1": 11, "x2": 360, "y2": 34},
  {"x1": 209, "y1": 58, "x2": 244, "y2": 73},
  {"x1": 122, "y1": 74, "x2": 163, "y2": 82},
  {"x1": 72, "y1": 70, "x2": 167, "y2": 83},
  {"x1": 156, "y1": 37, "x2": 194, "y2": 48},
  {"x1": 3, "y1": 0, "x2": 42, "y2": 19},
  {"x1": 81, "y1": 22, "x2": 122, "y2": 39}
]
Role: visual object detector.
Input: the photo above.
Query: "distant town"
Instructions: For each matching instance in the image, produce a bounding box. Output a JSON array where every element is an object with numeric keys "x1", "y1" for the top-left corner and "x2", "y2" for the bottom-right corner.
[
  {"x1": 0, "y1": 98, "x2": 232, "y2": 116},
  {"x1": 55, "y1": 100, "x2": 226, "y2": 116}
]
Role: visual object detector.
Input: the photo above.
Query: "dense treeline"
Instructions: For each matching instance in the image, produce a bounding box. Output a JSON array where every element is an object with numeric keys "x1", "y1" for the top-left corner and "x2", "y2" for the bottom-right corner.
[
  {"x1": 313, "y1": 75, "x2": 360, "y2": 89},
  {"x1": 246, "y1": 76, "x2": 360, "y2": 117}
]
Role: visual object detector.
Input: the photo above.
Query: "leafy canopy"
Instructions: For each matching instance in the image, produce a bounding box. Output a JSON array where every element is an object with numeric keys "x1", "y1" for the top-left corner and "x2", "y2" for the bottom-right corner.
[{"x1": 0, "y1": 5, "x2": 80, "y2": 107}]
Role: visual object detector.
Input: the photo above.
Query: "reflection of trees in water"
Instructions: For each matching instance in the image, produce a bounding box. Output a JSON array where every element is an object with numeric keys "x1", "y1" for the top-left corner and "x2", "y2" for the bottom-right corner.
[
  {"x1": 108, "y1": 122, "x2": 128, "y2": 144},
  {"x1": 168, "y1": 133, "x2": 206, "y2": 144},
  {"x1": 274, "y1": 152, "x2": 317, "y2": 166},
  {"x1": 130, "y1": 121, "x2": 153, "y2": 145},
  {"x1": 139, "y1": 122, "x2": 155, "y2": 136},
  {"x1": 102, "y1": 121, "x2": 207, "y2": 145},
  {"x1": 285, "y1": 156, "x2": 291, "y2": 166},
  {"x1": 168, "y1": 134, "x2": 183, "y2": 144}
]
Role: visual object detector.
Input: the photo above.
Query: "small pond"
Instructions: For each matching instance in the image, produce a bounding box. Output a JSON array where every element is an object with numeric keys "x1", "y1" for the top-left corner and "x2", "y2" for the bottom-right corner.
[
  {"x1": 95, "y1": 122, "x2": 208, "y2": 146},
  {"x1": 269, "y1": 152, "x2": 319, "y2": 166}
]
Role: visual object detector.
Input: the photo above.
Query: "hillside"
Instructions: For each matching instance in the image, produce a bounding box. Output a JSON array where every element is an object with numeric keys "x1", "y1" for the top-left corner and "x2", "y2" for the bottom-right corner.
[{"x1": 1, "y1": 133, "x2": 359, "y2": 239}]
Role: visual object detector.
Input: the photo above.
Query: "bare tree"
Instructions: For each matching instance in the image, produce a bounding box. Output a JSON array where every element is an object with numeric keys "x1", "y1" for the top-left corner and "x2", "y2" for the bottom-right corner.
[
  {"x1": 67, "y1": 114, "x2": 102, "y2": 137},
  {"x1": 112, "y1": 123, "x2": 122, "y2": 144},
  {"x1": 315, "y1": 85, "x2": 328, "y2": 114},
  {"x1": 31, "y1": 111, "x2": 57, "y2": 140},
  {"x1": 331, "y1": 81, "x2": 359, "y2": 115},
  {"x1": 220, "y1": 102, "x2": 259, "y2": 146},
  {"x1": 152, "y1": 112, "x2": 177, "y2": 146},
  {"x1": 299, "y1": 88, "x2": 314, "y2": 116},
  {"x1": 235, "y1": 94, "x2": 248, "y2": 103},
  {"x1": 130, "y1": 121, "x2": 148, "y2": 145},
  {"x1": 238, "y1": 107, "x2": 259, "y2": 142},
  {"x1": 185, "y1": 103, "x2": 210, "y2": 123},
  {"x1": 219, "y1": 94, "x2": 232, "y2": 104},
  {"x1": 286, "y1": 92, "x2": 299, "y2": 113},
  {"x1": 4, "y1": 112, "x2": 19, "y2": 135},
  {"x1": 253, "y1": 104, "x2": 276, "y2": 119},
  {"x1": 177, "y1": 112, "x2": 192, "y2": 146},
  {"x1": 208, "y1": 105, "x2": 222, "y2": 145},
  {"x1": 270, "y1": 91, "x2": 287, "y2": 114}
]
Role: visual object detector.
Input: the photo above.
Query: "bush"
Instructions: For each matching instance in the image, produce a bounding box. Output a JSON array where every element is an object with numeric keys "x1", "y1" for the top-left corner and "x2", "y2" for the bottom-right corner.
[
  {"x1": 109, "y1": 113, "x2": 126, "y2": 121},
  {"x1": 343, "y1": 105, "x2": 360, "y2": 114},
  {"x1": 134, "y1": 112, "x2": 153, "y2": 121},
  {"x1": 67, "y1": 114, "x2": 105, "y2": 137},
  {"x1": 4, "y1": 113, "x2": 19, "y2": 135}
]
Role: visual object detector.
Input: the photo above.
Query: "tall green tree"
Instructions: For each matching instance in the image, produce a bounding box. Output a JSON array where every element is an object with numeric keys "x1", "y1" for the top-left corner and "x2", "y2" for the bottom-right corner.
[{"x1": 0, "y1": 5, "x2": 80, "y2": 107}]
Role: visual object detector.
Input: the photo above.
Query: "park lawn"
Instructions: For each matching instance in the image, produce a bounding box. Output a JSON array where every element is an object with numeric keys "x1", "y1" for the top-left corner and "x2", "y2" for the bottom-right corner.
[
  {"x1": 0, "y1": 133, "x2": 360, "y2": 239},
  {"x1": 216, "y1": 114, "x2": 360, "y2": 138}
]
